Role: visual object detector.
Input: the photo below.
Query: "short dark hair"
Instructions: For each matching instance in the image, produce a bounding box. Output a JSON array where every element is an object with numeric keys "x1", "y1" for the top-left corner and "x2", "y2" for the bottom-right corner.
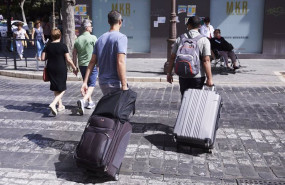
[
  {"x1": 108, "y1": 10, "x2": 122, "y2": 26},
  {"x1": 204, "y1": 17, "x2": 210, "y2": 23},
  {"x1": 186, "y1": 16, "x2": 201, "y2": 28},
  {"x1": 214, "y1": 29, "x2": 221, "y2": 34}
]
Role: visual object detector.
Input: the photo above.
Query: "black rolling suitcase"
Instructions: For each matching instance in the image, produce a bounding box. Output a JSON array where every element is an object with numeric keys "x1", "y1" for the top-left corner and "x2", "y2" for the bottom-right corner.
[
  {"x1": 74, "y1": 115, "x2": 132, "y2": 180},
  {"x1": 173, "y1": 87, "x2": 222, "y2": 153}
]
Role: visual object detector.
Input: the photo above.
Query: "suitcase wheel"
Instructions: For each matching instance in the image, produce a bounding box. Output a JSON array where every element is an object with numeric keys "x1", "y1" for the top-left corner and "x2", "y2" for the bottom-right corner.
[
  {"x1": 206, "y1": 148, "x2": 213, "y2": 154},
  {"x1": 114, "y1": 173, "x2": 119, "y2": 181},
  {"x1": 113, "y1": 163, "x2": 122, "y2": 181}
]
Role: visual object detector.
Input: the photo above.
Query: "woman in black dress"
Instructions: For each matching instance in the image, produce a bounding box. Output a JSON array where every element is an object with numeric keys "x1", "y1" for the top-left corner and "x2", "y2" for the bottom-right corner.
[{"x1": 41, "y1": 29, "x2": 78, "y2": 116}]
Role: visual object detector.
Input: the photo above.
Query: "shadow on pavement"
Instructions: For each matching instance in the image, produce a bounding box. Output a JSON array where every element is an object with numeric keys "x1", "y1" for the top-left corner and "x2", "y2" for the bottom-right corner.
[
  {"x1": 4, "y1": 103, "x2": 51, "y2": 117},
  {"x1": 4, "y1": 103, "x2": 80, "y2": 118},
  {"x1": 144, "y1": 133, "x2": 207, "y2": 156},
  {"x1": 23, "y1": 133, "x2": 114, "y2": 184},
  {"x1": 127, "y1": 70, "x2": 165, "y2": 75},
  {"x1": 131, "y1": 122, "x2": 207, "y2": 155}
]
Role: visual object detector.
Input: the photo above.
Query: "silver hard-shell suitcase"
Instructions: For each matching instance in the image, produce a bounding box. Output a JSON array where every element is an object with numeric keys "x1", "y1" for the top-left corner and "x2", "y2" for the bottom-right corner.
[{"x1": 173, "y1": 87, "x2": 222, "y2": 152}]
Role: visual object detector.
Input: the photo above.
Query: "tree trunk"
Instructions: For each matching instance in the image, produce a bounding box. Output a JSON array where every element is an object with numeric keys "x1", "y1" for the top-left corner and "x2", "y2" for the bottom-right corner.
[
  {"x1": 20, "y1": 0, "x2": 27, "y2": 23},
  {"x1": 61, "y1": 0, "x2": 76, "y2": 61},
  {"x1": 6, "y1": 0, "x2": 12, "y2": 37}
]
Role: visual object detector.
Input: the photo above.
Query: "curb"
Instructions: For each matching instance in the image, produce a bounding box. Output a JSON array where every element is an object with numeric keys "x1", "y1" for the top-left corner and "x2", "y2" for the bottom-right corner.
[
  {"x1": 0, "y1": 70, "x2": 82, "y2": 81},
  {"x1": 0, "y1": 70, "x2": 179, "y2": 83},
  {"x1": 1, "y1": 70, "x2": 284, "y2": 86}
]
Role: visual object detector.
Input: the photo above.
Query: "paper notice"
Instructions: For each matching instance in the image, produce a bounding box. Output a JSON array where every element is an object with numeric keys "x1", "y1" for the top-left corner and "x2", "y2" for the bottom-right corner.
[
  {"x1": 154, "y1": 21, "x2": 158, "y2": 27},
  {"x1": 178, "y1": 5, "x2": 187, "y2": 14},
  {"x1": 157, "y1": 17, "x2": 166, "y2": 23},
  {"x1": 176, "y1": 17, "x2": 180, "y2": 23},
  {"x1": 187, "y1": 5, "x2": 196, "y2": 16}
]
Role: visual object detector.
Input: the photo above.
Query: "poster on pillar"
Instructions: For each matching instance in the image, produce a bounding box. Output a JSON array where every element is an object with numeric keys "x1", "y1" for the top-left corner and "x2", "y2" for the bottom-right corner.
[
  {"x1": 210, "y1": 0, "x2": 265, "y2": 53},
  {"x1": 92, "y1": 0, "x2": 150, "y2": 53}
]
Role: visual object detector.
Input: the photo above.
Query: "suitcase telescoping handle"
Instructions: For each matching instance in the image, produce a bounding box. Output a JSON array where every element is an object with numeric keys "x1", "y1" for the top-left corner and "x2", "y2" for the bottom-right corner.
[{"x1": 202, "y1": 84, "x2": 215, "y2": 91}]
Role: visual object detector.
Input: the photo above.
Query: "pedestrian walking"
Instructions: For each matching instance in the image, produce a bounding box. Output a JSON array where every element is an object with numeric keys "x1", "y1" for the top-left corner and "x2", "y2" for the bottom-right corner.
[
  {"x1": 73, "y1": 19, "x2": 98, "y2": 115},
  {"x1": 80, "y1": 10, "x2": 128, "y2": 114},
  {"x1": 167, "y1": 15, "x2": 213, "y2": 96},
  {"x1": 13, "y1": 22, "x2": 29, "y2": 60},
  {"x1": 31, "y1": 20, "x2": 46, "y2": 61},
  {"x1": 200, "y1": 17, "x2": 214, "y2": 39},
  {"x1": 42, "y1": 16, "x2": 51, "y2": 41},
  {"x1": 41, "y1": 29, "x2": 78, "y2": 116}
]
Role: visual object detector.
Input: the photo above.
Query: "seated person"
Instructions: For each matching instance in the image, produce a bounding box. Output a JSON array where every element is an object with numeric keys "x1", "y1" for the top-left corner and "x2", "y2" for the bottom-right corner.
[{"x1": 210, "y1": 29, "x2": 239, "y2": 69}]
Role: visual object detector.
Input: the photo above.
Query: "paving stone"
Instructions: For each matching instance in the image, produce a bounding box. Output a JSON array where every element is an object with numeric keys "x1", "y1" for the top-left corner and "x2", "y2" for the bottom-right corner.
[
  {"x1": 132, "y1": 161, "x2": 149, "y2": 173},
  {"x1": 192, "y1": 164, "x2": 208, "y2": 177},
  {"x1": 177, "y1": 162, "x2": 191, "y2": 176},
  {"x1": 27, "y1": 180, "x2": 45, "y2": 185},
  {"x1": 224, "y1": 164, "x2": 241, "y2": 177},
  {"x1": 264, "y1": 155, "x2": 283, "y2": 167},
  {"x1": 131, "y1": 172, "x2": 163, "y2": 181},
  {"x1": 271, "y1": 167, "x2": 285, "y2": 178},
  {"x1": 258, "y1": 172, "x2": 277, "y2": 180},
  {"x1": 239, "y1": 165, "x2": 259, "y2": 178}
]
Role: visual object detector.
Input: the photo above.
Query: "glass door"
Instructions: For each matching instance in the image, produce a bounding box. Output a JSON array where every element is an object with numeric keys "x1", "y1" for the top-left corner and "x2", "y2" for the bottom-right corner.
[
  {"x1": 92, "y1": 0, "x2": 150, "y2": 53},
  {"x1": 210, "y1": 0, "x2": 265, "y2": 53}
]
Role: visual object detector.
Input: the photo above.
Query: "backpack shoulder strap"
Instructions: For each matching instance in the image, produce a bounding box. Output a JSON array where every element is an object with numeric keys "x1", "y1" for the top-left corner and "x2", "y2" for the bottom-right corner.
[
  {"x1": 192, "y1": 34, "x2": 204, "y2": 42},
  {"x1": 180, "y1": 33, "x2": 187, "y2": 40},
  {"x1": 186, "y1": 32, "x2": 191, "y2": 39}
]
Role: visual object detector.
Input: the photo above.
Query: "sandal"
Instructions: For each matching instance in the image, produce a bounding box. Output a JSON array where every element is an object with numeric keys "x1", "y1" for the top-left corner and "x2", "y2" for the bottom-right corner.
[
  {"x1": 49, "y1": 104, "x2": 57, "y2": 116},
  {"x1": 57, "y1": 105, "x2": 65, "y2": 112}
]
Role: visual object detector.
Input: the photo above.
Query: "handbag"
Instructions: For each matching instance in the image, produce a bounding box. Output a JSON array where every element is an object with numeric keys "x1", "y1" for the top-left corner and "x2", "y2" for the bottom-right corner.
[
  {"x1": 43, "y1": 61, "x2": 49, "y2": 82},
  {"x1": 92, "y1": 89, "x2": 137, "y2": 123}
]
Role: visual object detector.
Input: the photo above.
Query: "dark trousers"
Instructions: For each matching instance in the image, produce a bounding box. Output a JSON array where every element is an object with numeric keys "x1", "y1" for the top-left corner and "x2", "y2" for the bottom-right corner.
[{"x1": 179, "y1": 77, "x2": 206, "y2": 96}]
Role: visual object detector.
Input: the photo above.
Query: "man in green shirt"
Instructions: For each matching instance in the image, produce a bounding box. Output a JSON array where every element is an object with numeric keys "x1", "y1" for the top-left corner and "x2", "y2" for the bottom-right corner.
[{"x1": 73, "y1": 19, "x2": 98, "y2": 115}]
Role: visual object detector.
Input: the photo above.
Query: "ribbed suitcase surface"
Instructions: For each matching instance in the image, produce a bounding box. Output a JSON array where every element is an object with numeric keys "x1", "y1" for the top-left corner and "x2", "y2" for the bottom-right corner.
[{"x1": 174, "y1": 88, "x2": 222, "y2": 149}]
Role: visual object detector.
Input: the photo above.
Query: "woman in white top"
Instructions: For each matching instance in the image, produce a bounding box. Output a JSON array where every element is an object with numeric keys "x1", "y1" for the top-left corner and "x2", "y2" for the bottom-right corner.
[
  {"x1": 31, "y1": 20, "x2": 46, "y2": 61},
  {"x1": 200, "y1": 17, "x2": 214, "y2": 39},
  {"x1": 13, "y1": 22, "x2": 29, "y2": 60}
]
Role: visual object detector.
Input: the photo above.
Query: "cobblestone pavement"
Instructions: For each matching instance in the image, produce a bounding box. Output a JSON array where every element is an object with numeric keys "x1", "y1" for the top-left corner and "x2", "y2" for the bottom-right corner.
[{"x1": 0, "y1": 76, "x2": 285, "y2": 185}]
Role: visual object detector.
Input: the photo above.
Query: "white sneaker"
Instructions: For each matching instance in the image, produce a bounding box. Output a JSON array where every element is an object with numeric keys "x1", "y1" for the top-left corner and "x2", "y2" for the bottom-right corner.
[
  {"x1": 86, "y1": 101, "x2": 95, "y2": 109},
  {"x1": 77, "y1": 99, "x2": 85, "y2": 115}
]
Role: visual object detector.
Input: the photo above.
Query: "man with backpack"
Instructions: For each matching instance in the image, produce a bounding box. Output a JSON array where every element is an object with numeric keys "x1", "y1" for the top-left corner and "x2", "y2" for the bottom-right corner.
[{"x1": 167, "y1": 15, "x2": 213, "y2": 96}]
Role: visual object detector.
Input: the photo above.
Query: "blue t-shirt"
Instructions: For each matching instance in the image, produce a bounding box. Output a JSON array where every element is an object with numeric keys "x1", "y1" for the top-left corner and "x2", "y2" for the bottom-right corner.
[{"x1": 93, "y1": 31, "x2": 128, "y2": 85}]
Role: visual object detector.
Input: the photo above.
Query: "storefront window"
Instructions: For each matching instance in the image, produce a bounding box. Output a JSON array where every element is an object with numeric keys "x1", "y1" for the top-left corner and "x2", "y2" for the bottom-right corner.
[
  {"x1": 210, "y1": 0, "x2": 265, "y2": 53},
  {"x1": 92, "y1": 0, "x2": 150, "y2": 53}
]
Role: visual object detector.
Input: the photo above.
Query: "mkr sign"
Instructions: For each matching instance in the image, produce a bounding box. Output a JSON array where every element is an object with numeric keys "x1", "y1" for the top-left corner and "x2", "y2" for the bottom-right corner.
[
  {"x1": 112, "y1": 3, "x2": 131, "y2": 17},
  {"x1": 227, "y1": 1, "x2": 248, "y2": 15}
]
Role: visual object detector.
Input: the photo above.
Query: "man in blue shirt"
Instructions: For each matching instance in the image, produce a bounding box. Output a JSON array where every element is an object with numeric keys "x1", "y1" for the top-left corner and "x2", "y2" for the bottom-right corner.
[{"x1": 80, "y1": 10, "x2": 128, "y2": 112}]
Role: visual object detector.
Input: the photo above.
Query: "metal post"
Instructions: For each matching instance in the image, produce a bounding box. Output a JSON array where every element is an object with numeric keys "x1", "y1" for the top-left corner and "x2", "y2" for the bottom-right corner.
[
  {"x1": 35, "y1": 38, "x2": 39, "y2": 71},
  {"x1": 163, "y1": 0, "x2": 177, "y2": 74},
  {"x1": 13, "y1": 39, "x2": 17, "y2": 70}
]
